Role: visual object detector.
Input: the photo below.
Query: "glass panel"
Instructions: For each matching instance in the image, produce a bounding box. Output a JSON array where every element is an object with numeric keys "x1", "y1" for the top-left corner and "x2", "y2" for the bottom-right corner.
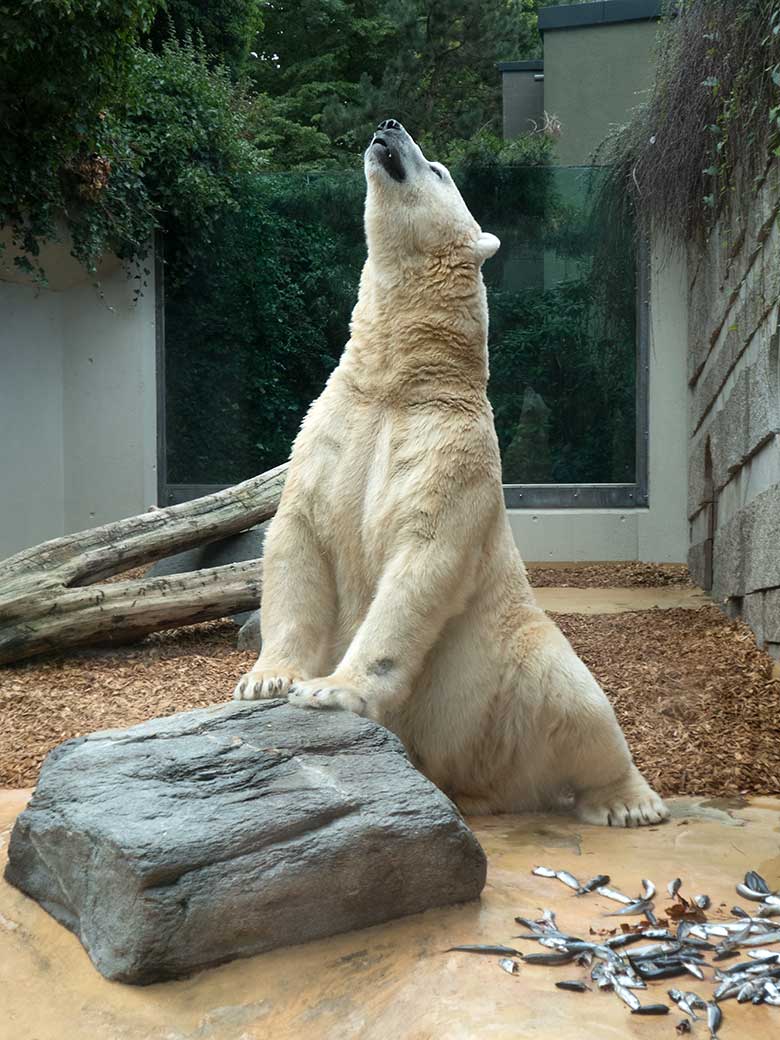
[{"x1": 163, "y1": 166, "x2": 636, "y2": 490}]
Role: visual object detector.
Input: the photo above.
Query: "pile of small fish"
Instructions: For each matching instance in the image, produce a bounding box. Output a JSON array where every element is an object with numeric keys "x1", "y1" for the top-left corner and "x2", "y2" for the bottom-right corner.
[{"x1": 447, "y1": 867, "x2": 780, "y2": 1035}]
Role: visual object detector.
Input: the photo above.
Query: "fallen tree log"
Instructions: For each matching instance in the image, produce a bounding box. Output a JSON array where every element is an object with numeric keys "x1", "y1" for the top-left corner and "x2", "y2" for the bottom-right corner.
[
  {"x1": 0, "y1": 464, "x2": 286, "y2": 664},
  {"x1": 0, "y1": 562, "x2": 263, "y2": 664}
]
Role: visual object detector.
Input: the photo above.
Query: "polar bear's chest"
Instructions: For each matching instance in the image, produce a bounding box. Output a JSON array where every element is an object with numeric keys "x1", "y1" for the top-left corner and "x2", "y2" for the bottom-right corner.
[{"x1": 299, "y1": 398, "x2": 431, "y2": 572}]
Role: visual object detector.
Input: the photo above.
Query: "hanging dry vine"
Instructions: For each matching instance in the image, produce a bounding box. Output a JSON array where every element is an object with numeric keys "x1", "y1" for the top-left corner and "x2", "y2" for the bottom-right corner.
[{"x1": 596, "y1": 0, "x2": 780, "y2": 243}]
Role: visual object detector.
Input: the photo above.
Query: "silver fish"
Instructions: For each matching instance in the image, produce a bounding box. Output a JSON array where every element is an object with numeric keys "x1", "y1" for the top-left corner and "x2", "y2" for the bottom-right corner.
[
  {"x1": 605, "y1": 897, "x2": 654, "y2": 917},
  {"x1": 682, "y1": 960, "x2": 705, "y2": 980},
  {"x1": 687, "y1": 925, "x2": 710, "y2": 940},
  {"x1": 614, "y1": 982, "x2": 641, "y2": 1011},
  {"x1": 706, "y1": 1001, "x2": 722, "y2": 1038},
  {"x1": 677, "y1": 920, "x2": 695, "y2": 940},
  {"x1": 668, "y1": 878, "x2": 682, "y2": 898},
  {"x1": 614, "y1": 973, "x2": 647, "y2": 990},
  {"x1": 522, "y1": 950, "x2": 576, "y2": 965},
  {"x1": 694, "y1": 894, "x2": 711, "y2": 910},
  {"x1": 747, "y1": 949, "x2": 780, "y2": 962},
  {"x1": 630, "y1": 941, "x2": 683, "y2": 960},
  {"x1": 605, "y1": 932, "x2": 647, "y2": 949},
  {"x1": 714, "y1": 976, "x2": 742, "y2": 1001},
  {"x1": 498, "y1": 957, "x2": 519, "y2": 975},
  {"x1": 642, "y1": 878, "x2": 656, "y2": 900},
  {"x1": 631, "y1": 1004, "x2": 670, "y2": 1015},
  {"x1": 736, "y1": 882, "x2": 770, "y2": 902},
  {"x1": 745, "y1": 871, "x2": 771, "y2": 894},
  {"x1": 541, "y1": 908, "x2": 558, "y2": 930},
  {"x1": 555, "y1": 979, "x2": 590, "y2": 992},
  {"x1": 737, "y1": 979, "x2": 761, "y2": 1003},
  {"x1": 557, "y1": 870, "x2": 585, "y2": 892},
  {"x1": 532, "y1": 866, "x2": 584, "y2": 893},
  {"x1": 579, "y1": 873, "x2": 611, "y2": 893},
  {"x1": 596, "y1": 885, "x2": 633, "y2": 905},
  {"x1": 447, "y1": 944, "x2": 521, "y2": 955},
  {"x1": 514, "y1": 916, "x2": 545, "y2": 933},
  {"x1": 667, "y1": 989, "x2": 701, "y2": 1021}
]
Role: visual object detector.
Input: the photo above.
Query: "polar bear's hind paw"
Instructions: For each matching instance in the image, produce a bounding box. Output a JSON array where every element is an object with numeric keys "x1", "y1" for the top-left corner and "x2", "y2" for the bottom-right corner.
[{"x1": 576, "y1": 778, "x2": 669, "y2": 828}]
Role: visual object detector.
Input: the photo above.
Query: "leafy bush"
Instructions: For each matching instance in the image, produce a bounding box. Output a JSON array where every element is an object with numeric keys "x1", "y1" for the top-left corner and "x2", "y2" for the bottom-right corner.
[{"x1": 0, "y1": 0, "x2": 157, "y2": 274}]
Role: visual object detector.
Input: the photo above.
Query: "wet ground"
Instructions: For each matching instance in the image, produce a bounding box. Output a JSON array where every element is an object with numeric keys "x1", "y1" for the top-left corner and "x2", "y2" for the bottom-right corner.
[{"x1": 2, "y1": 789, "x2": 779, "y2": 1040}]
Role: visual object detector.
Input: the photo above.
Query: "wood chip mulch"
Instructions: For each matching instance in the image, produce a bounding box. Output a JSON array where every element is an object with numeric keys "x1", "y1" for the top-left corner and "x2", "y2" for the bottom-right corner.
[
  {"x1": 556, "y1": 608, "x2": 780, "y2": 799},
  {"x1": 1, "y1": 606, "x2": 778, "y2": 797},
  {"x1": 528, "y1": 562, "x2": 692, "y2": 588}
]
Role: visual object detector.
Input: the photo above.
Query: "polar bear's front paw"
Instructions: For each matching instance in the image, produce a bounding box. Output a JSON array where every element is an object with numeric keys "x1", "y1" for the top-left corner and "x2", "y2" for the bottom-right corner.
[
  {"x1": 233, "y1": 671, "x2": 298, "y2": 701},
  {"x1": 288, "y1": 677, "x2": 368, "y2": 716},
  {"x1": 576, "y1": 775, "x2": 669, "y2": 828}
]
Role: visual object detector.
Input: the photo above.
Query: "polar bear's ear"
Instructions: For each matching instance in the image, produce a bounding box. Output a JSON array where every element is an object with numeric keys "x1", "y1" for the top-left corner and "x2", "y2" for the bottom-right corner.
[{"x1": 474, "y1": 232, "x2": 500, "y2": 265}]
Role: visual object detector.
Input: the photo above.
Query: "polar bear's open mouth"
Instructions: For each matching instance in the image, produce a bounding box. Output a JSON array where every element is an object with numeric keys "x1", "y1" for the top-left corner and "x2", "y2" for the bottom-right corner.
[{"x1": 371, "y1": 136, "x2": 406, "y2": 183}]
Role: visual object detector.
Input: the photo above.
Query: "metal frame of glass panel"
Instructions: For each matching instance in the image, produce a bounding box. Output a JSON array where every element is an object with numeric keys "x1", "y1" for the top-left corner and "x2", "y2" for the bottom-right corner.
[{"x1": 156, "y1": 237, "x2": 650, "y2": 511}]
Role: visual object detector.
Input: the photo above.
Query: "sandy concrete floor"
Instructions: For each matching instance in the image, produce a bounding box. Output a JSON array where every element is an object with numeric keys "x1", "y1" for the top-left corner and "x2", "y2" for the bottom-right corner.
[
  {"x1": 2, "y1": 789, "x2": 779, "y2": 1040},
  {"x1": 534, "y1": 586, "x2": 710, "y2": 613}
]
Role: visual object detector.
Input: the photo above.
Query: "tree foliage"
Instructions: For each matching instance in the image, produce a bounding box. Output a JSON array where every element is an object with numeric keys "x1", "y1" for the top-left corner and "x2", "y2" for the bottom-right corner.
[
  {"x1": 0, "y1": 0, "x2": 157, "y2": 269},
  {"x1": 148, "y1": 0, "x2": 265, "y2": 74},
  {"x1": 251, "y1": 0, "x2": 541, "y2": 160}
]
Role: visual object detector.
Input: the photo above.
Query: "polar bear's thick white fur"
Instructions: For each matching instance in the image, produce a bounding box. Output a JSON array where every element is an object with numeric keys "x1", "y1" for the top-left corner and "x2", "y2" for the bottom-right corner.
[{"x1": 234, "y1": 120, "x2": 668, "y2": 827}]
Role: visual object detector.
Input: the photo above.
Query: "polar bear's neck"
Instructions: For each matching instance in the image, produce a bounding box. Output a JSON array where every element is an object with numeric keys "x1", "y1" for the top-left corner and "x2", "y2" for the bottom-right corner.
[{"x1": 338, "y1": 257, "x2": 490, "y2": 402}]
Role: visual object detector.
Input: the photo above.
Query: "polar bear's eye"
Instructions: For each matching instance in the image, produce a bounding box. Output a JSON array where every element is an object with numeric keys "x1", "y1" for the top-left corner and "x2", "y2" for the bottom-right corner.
[{"x1": 430, "y1": 165, "x2": 443, "y2": 180}]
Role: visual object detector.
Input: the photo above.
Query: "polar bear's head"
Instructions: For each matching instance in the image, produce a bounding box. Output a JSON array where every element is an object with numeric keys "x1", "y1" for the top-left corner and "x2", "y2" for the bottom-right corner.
[{"x1": 363, "y1": 120, "x2": 500, "y2": 274}]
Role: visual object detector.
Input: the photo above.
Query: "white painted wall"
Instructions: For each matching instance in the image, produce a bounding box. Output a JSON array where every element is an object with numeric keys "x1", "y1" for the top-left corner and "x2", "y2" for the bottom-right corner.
[
  {"x1": 507, "y1": 238, "x2": 689, "y2": 564},
  {"x1": 0, "y1": 282, "x2": 65, "y2": 553},
  {"x1": 638, "y1": 238, "x2": 689, "y2": 562},
  {"x1": 61, "y1": 262, "x2": 157, "y2": 534},
  {"x1": 0, "y1": 244, "x2": 157, "y2": 561}
]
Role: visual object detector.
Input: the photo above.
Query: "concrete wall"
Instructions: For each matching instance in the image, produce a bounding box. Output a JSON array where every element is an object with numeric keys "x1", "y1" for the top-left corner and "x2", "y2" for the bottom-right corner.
[
  {"x1": 509, "y1": 236, "x2": 689, "y2": 563},
  {"x1": 0, "y1": 282, "x2": 65, "y2": 552},
  {"x1": 685, "y1": 160, "x2": 780, "y2": 658},
  {"x1": 542, "y1": 19, "x2": 658, "y2": 165},
  {"x1": 498, "y1": 61, "x2": 545, "y2": 139},
  {"x1": 0, "y1": 245, "x2": 157, "y2": 560}
]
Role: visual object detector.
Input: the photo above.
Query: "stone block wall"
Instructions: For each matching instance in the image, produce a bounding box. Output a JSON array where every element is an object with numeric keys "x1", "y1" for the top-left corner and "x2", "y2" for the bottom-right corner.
[{"x1": 686, "y1": 159, "x2": 780, "y2": 659}]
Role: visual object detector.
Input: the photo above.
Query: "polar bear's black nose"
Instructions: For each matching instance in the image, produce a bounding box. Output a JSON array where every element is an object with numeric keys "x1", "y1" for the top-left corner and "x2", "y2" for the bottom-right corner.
[{"x1": 377, "y1": 119, "x2": 404, "y2": 133}]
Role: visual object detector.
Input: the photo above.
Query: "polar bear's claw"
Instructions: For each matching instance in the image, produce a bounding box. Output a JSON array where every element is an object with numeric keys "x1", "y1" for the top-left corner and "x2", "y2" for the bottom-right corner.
[
  {"x1": 233, "y1": 672, "x2": 297, "y2": 701},
  {"x1": 288, "y1": 679, "x2": 368, "y2": 715},
  {"x1": 576, "y1": 777, "x2": 669, "y2": 828}
]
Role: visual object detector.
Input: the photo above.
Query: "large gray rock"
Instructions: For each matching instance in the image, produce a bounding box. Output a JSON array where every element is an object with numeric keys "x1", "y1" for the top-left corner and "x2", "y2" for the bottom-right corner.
[
  {"x1": 5, "y1": 701, "x2": 486, "y2": 985},
  {"x1": 237, "y1": 609, "x2": 261, "y2": 651}
]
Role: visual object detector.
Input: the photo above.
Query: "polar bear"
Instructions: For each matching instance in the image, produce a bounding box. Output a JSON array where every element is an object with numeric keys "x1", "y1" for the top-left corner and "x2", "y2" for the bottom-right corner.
[{"x1": 233, "y1": 119, "x2": 668, "y2": 827}]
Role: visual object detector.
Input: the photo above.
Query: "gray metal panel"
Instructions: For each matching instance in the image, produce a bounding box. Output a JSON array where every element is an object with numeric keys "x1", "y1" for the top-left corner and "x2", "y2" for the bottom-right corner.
[
  {"x1": 496, "y1": 60, "x2": 544, "y2": 72},
  {"x1": 161, "y1": 483, "x2": 643, "y2": 511},
  {"x1": 539, "y1": 1, "x2": 663, "y2": 32},
  {"x1": 163, "y1": 484, "x2": 231, "y2": 506},
  {"x1": 503, "y1": 484, "x2": 642, "y2": 509}
]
